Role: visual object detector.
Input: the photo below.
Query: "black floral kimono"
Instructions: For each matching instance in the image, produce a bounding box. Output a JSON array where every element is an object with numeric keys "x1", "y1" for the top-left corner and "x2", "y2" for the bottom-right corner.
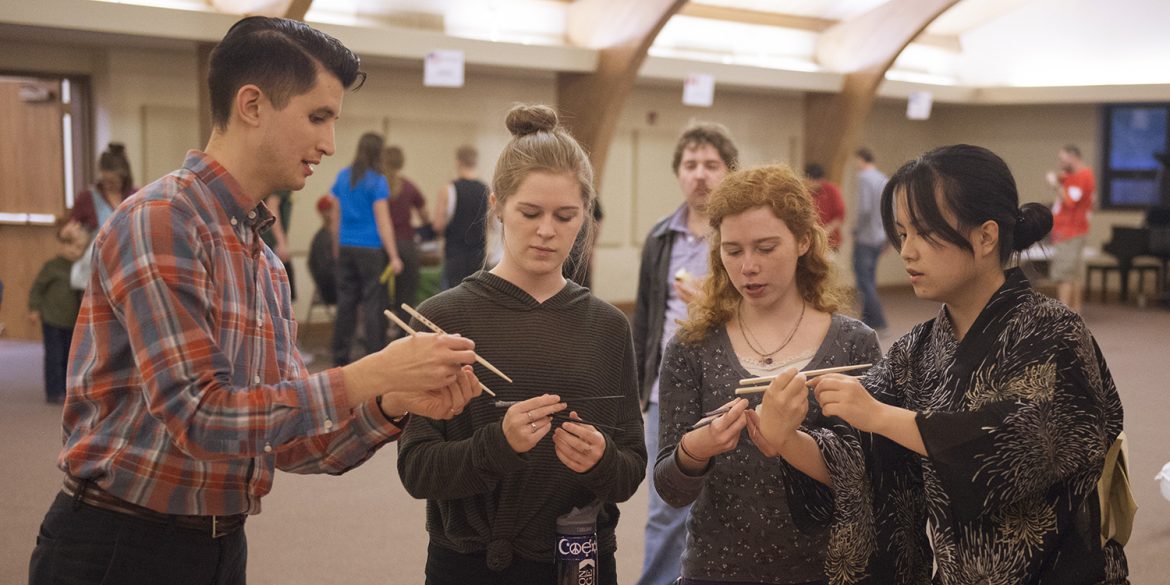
[{"x1": 791, "y1": 269, "x2": 1129, "y2": 584}]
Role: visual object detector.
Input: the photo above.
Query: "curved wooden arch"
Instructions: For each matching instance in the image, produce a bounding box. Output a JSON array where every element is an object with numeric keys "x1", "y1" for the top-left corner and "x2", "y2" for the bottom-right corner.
[
  {"x1": 556, "y1": 0, "x2": 687, "y2": 187},
  {"x1": 805, "y1": 0, "x2": 962, "y2": 184}
]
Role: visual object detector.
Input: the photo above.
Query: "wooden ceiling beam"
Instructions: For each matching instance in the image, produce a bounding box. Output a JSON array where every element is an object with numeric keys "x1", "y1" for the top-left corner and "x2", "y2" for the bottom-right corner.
[
  {"x1": 557, "y1": 0, "x2": 687, "y2": 187},
  {"x1": 805, "y1": 0, "x2": 962, "y2": 184}
]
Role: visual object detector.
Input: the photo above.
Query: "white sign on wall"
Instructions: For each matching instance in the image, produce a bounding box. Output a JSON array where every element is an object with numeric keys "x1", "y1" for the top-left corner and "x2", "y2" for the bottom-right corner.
[
  {"x1": 907, "y1": 91, "x2": 933, "y2": 120},
  {"x1": 682, "y1": 73, "x2": 715, "y2": 107},
  {"x1": 424, "y1": 50, "x2": 465, "y2": 88}
]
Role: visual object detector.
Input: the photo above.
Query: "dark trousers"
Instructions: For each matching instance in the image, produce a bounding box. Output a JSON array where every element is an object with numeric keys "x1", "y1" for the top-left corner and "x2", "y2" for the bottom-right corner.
[
  {"x1": 393, "y1": 239, "x2": 421, "y2": 324},
  {"x1": 29, "y1": 491, "x2": 246, "y2": 585},
  {"x1": 424, "y1": 542, "x2": 618, "y2": 585},
  {"x1": 333, "y1": 246, "x2": 389, "y2": 366},
  {"x1": 441, "y1": 249, "x2": 485, "y2": 291},
  {"x1": 42, "y1": 323, "x2": 73, "y2": 403}
]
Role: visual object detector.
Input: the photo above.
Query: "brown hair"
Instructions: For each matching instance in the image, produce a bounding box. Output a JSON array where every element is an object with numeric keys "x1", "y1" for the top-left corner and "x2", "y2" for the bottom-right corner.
[
  {"x1": 383, "y1": 145, "x2": 404, "y2": 195},
  {"x1": 99, "y1": 142, "x2": 133, "y2": 192},
  {"x1": 490, "y1": 104, "x2": 596, "y2": 275},
  {"x1": 671, "y1": 122, "x2": 739, "y2": 175},
  {"x1": 456, "y1": 144, "x2": 478, "y2": 168},
  {"x1": 677, "y1": 164, "x2": 848, "y2": 343}
]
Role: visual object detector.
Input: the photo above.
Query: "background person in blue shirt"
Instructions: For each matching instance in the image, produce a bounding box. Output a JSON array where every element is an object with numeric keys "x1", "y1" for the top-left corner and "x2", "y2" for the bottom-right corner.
[{"x1": 329, "y1": 132, "x2": 403, "y2": 366}]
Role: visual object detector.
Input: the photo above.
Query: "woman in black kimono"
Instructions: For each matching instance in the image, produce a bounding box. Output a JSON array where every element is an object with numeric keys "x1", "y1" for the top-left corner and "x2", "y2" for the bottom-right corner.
[{"x1": 804, "y1": 144, "x2": 1128, "y2": 584}]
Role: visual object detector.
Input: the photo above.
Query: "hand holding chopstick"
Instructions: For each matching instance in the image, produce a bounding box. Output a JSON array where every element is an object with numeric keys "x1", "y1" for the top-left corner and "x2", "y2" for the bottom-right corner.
[
  {"x1": 384, "y1": 309, "x2": 497, "y2": 397},
  {"x1": 400, "y1": 304, "x2": 514, "y2": 384}
]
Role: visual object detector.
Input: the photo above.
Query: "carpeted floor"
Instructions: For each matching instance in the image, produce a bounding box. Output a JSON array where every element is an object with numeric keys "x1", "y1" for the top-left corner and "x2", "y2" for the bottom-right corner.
[{"x1": 1, "y1": 286, "x2": 1168, "y2": 584}]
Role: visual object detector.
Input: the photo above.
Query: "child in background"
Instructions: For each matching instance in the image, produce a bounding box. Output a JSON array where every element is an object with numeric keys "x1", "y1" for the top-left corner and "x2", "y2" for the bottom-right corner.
[{"x1": 28, "y1": 222, "x2": 89, "y2": 404}]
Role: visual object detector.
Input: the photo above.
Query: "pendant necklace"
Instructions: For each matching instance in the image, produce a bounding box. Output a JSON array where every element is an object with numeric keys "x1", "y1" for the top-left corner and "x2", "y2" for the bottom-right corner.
[{"x1": 738, "y1": 300, "x2": 805, "y2": 365}]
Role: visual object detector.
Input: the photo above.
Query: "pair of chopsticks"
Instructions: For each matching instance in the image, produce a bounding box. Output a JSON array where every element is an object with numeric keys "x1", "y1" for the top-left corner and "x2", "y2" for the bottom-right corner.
[
  {"x1": 733, "y1": 363, "x2": 871, "y2": 395},
  {"x1": 686, "y1": 363, "x2": 872, "y2": 430},
  {"x1": 494, "y1": 395, "x2": 624, "y2": 408},
  {"x1": 383, "y1": 304, "x2": 514, "y2": 397}
]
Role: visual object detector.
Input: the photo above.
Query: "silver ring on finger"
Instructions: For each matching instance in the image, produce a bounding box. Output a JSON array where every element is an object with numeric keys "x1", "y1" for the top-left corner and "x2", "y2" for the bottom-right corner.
[
  {"x1": 526, "y1": 411, "x2": 533, "y2": 423},
  {"x1": 530, "y1": 421, "x2": 538, "y2": 433}
]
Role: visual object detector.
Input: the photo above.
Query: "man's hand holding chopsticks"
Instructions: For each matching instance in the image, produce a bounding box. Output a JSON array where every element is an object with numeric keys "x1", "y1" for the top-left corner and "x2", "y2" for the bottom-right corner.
[
  {"x1": 341, "y1": 332, "x2": 477, "y2": 408},
  {"x1": 379, "y1": 365, "x2": 482, "y2": 421}
]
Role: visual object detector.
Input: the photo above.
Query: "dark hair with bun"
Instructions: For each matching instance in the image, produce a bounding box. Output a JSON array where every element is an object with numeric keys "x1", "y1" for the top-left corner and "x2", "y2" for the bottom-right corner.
[
  {"x1": 879, "y1": 143, "x2": 1052, "y2": 265},
  {"x1": 99, "y1": 142, "x2": 133, "y2": 192},
  {"x1": 490, "y1": 104, "x2": 596, "y2": 276}
]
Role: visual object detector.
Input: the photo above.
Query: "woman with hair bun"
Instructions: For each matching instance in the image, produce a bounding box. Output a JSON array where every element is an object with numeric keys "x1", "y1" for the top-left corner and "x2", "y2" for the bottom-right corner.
[
  {"x1": 69, "y1": 142, "x2": 136, "y2": 233},
  {"x1": 397, "y1": 104, "x2": 645, "y2": 585},
  {"x1": 793, "y1": 144, "x2": 1128, "y2": 583}
]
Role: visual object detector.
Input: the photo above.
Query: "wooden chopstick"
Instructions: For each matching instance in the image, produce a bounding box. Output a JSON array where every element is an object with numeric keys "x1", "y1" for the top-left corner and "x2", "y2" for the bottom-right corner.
[
  {"x1": 737, "y1": 363, "x2": 872, "y2": 387},
  {"x1": 383, "y1": 309, "x2": 496, "y2": 397},
  {"x1": 735, "y1": 374, "x2": 863, "y2": 396},
  {"x1": 400, "y1": 303, "x2": 514, "y2": 384},
  {"x1": 494, "y1": 395, "x2": 625, "y2": 408}
]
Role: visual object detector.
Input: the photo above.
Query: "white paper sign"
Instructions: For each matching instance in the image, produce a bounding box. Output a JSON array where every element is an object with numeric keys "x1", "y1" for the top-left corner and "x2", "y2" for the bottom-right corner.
[
  {"x1": 907, "y1": 90, "x2": 933, "y2": 120},
  {"x1": 682, "y1": 73, "x2": 715, "y2": 108},
  {"x1": 424, "y1": 50, "x2": 465, "y2": 88}
]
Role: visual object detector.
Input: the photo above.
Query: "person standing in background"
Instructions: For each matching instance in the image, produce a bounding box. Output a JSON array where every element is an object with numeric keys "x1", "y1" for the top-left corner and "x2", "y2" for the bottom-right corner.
[
  {"x1": 308, "y1": 194, "x2": 339, "y2": 306},
  {"x1": 1047, "y1": 144, "x2": 1095, "y2": 314},
  {"x1": 261, "y1": 190, "x2": 296, "y2": 301},
  {"x1": 329, "y1": 132, "x2": 403, "y2": 366},
  {"x1": 69, "y1": 142, "x2": 135, "y2": 234},
  {"x1": 432, "y1": 145, "x2": 489, "y2": 290},
  {"x1": 27, "y1": 221, "x2": 89, "y2": 404},
  {"x1": 382, "y1": 145, "x2": 430, "y2": 323},
  {"x1": 68, "y1": 143, "x2": 137, "y2": 291},
  {"x1": 851, "y1": 147, "x2": 889, "y2": 334},
  {"x1": 804, "y1": 163, "x2": 846, "y2": 252},
  {"x1": 632, "y1": 122, "x2": 738, "y2": 585}
]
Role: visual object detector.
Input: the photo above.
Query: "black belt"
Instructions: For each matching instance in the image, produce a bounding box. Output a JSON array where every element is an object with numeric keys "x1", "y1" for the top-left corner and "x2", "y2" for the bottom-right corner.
[{"x1": 62, "y1": 475, "x2": 247, "y2": 538}]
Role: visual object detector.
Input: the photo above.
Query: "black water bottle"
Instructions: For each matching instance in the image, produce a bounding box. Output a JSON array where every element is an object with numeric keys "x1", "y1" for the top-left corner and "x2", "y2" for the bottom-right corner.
[{"x1": 555, "y1": 502, "x2": 602, "y2": 585}]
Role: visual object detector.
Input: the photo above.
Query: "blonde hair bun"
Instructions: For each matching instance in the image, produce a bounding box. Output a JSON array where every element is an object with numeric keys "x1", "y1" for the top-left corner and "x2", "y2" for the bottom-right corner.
[{"x1": 505, "y1": 104, "x2": 559, "y2": 137}]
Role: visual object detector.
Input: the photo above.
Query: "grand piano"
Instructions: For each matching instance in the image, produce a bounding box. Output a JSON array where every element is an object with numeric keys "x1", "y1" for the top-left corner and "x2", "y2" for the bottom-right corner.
[{"x1": 1099, "y1": 206, "x2": 1170, "y2": 304}]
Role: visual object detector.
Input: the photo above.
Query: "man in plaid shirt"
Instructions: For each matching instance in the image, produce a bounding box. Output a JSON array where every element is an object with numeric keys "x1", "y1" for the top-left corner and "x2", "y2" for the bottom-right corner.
[{"x1": 29, "y1": 17, "x2": 482, "y2": 585}]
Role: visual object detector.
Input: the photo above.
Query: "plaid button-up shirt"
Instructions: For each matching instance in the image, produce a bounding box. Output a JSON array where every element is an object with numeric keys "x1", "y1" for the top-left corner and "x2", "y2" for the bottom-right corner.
[{"x1": 60, "y1": 151, "x2": 401, "y2": 516}]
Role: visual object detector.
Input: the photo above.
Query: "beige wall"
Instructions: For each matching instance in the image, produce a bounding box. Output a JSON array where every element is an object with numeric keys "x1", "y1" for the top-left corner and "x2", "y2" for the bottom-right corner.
[{"x1": 0, "y1": 36, "x2": 1149, "y2": 321}]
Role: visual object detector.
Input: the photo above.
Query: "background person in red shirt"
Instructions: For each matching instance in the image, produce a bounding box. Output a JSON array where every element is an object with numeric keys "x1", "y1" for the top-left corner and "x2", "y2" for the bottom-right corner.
[
  {"x1": 1046, "y1": 144, "x2": 1095, "y2": 313},
  {"x1": 803, "y1": 163, "x2": 845, "y2": 251}
]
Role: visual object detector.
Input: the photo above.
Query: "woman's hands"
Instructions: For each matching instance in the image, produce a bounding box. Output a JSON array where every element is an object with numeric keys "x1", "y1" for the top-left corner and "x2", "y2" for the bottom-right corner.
[
  {"x1": 502, "y1": 394, "x2": 566, "y2": 453},
  {"x1": 679, "y1": 397, "x2": 750, "y2": 469},
  {"x1": 553, "y1": 411, "x2": 606, "y2": 473},
  {"x1": 811, "y1": 374, "x2": 883, "y2": 432},
  {"x1": 748, "y1": 368, "x2": 809, "y2": 456}
]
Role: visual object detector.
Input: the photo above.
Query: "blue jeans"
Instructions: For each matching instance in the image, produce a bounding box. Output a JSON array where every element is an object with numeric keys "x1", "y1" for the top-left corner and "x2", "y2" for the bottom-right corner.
[
  {"x1": 852, "y1": 243, "x2": 887, "y2": 330},
  {"x1": 30, "y1": 491, "x2": 247, "y2": 585},
  {"x1": 636, "y1": 402, "x2": 690, "y2": 585}
]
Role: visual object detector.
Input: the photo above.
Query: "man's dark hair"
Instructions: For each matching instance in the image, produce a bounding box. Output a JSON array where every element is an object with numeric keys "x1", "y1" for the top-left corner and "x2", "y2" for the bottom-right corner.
[
  {"x1": 804, "y1": 163, "x2": 826, "y2": 180},
  {"x1": 208, "y1": 16, "x2": 365, "y2": 130},
  {"x1": 855, "y1": 147, "x2": 875, "y2": 164},
  {"x1": 671, "y1": 122, "x2": 738, "y2": 175},
  {"x1": 1061, "y1": 144, "x2": 1082, "y2": 159}
]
